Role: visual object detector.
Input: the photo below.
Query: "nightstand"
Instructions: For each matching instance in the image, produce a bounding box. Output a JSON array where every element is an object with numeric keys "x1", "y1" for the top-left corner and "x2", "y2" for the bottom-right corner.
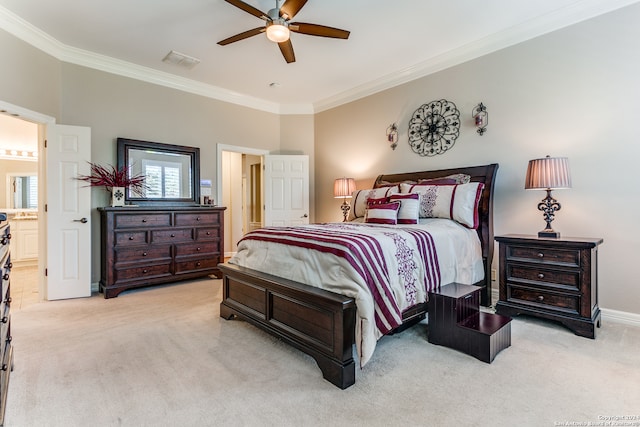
[{"x1": 495, "y1": 234, "x2": 602, "y2": 338}]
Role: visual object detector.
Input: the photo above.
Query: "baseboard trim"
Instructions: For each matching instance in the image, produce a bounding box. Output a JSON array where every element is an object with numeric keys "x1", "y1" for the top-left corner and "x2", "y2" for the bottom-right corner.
[
  {"x1": 601, "y1": 308, "x2": 640, "y2": 327},
  {"x1": 491, "y1": 286, "x2": 639, "y2": 327}
]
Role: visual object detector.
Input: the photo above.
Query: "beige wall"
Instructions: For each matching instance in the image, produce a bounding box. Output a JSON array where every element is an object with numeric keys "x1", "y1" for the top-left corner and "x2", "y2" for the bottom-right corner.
[
  {"x1": 0, "y1": 29, "x2": 61, "y2": 118},
  {"x1": 315, "y1": 4, "x2": 640, "y2": 315}
]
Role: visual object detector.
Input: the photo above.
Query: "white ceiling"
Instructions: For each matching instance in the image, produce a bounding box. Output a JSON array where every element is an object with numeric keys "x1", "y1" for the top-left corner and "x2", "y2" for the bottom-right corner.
[{"x1": 0, "y1": 0, "x2": 638, "y2": 113}]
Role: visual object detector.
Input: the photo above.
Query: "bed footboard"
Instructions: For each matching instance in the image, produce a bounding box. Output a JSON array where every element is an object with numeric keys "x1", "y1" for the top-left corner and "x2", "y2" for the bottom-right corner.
[{"x1": 219, "y1": 263, "x2": 357, "y2": 389}]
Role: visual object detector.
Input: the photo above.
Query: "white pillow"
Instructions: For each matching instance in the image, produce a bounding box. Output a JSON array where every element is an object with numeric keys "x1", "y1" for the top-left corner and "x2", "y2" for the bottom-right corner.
[{"x1": 400, "y1": 182, "x2": 484, "y2": 228}]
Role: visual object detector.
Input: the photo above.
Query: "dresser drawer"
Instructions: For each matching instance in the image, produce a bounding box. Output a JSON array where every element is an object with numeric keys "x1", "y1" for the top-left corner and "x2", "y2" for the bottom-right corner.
[
  {"x1": 115, "y1": 231, "x2": 148, "y2": 246},
  {"x1": 115, "y1": 246, "x2": 172, "y2": 264},
  {"x1": 114, "y1": 213, "x2": 171, "y2": 229},
  {"x1": 0, "y1": 285, "x2": 9, "y2": 320},
  {"x1": 195, "y1": 227, "x2": 220, "y2": 241},
  {"x1": 114, "y1": 263, "x2": 172, "y2": 283},
  {"x1": 175, "y1": 212, "x2": 221, "y2": 226},
  {"x1": 175, "y1": 257, "x2": 219, "y2": 273},
  {"x1": 0, "y1": 313, "x2": 9, "y2": 353},
  {"x1": 174, "y1": 242, "x2": 219, "y2": 257},
  {"x1": 507, "y1": 285, "x2": 579, "y2": 315},
  {"x1": 151, "y1": 228, "x2": 193, "y2": 243},
  {"x1": 505, "y1": 245, "x2": 580, "y2": 267},
  {"x1": 506, "y1": 264, "x2": 580, "y2": 289}
]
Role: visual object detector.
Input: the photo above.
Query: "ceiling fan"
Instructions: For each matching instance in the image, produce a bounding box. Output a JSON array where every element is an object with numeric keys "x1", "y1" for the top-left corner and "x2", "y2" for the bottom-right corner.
[{"x1": 217, "y1": 0, "x2": 350, "y2": 63}]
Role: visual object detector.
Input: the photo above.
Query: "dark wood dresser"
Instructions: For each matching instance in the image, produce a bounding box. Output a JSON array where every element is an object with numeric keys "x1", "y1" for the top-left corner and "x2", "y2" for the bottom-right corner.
[
  {"x1": 99, "y1": 206, "x2": 226, "y2": 298},
  {"x1": 495, "y1": 234, "x2": 602, "y2": 338},
  {"x1": 0, "y1": 214, "x2": 13, "y2": 426}
]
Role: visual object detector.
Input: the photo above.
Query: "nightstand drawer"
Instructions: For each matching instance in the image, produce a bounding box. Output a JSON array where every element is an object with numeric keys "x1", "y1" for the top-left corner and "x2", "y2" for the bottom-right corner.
[
  {"x1": 506, "y1": 264, "x2": 579, "y2": 289},
  {"x1": 506, "y1": 245, "x2": 580, "y2": 266},
  {"x1": 508, "y1": 285, "x2": 579, "y2": 315}
]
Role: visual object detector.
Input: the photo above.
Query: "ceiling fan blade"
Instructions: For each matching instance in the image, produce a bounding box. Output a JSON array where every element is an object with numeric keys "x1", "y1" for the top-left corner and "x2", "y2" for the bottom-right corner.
[
  {"x1": 289, "y1": 22, "x2": 350, "y2": 39},
  {"x1": 278, "y1": 39, "x2": 296, "y2": 63},
  {"x1": 217, "y1": 27, "x2": 265, "y2": 45},
  {"x1": 224, "y1": 0, "x2": 268, "y2": 20},
  {"x1": 280, "y1": 0, "x2": 308, "y2": 20}
]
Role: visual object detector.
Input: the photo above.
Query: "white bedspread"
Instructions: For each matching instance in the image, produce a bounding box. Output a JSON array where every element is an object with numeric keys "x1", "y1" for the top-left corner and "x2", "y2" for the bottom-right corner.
[{"x1": 228, "y1": 218, "x2": 484, "y2": 366}]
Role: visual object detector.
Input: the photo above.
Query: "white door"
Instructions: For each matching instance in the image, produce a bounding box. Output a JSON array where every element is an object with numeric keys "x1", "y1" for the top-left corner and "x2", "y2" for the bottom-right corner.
[
  {"x1": 46, "y1": 124, "x2": 92, "y2": 300},
  {"x1": 263, "y1": 155, "x2": 309, "y2": 226}
]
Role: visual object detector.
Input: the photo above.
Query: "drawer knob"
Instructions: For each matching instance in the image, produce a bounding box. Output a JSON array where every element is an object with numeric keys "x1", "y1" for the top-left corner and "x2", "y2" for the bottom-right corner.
[
  {"x1": 196, "y1": 217, "x2": 201, "y2": 221},
  {"x1": 142, "y1": 269, "x2": 148, "y2": 274},
  {"x1": 142, "y1": 252, "x2": 147, "y2": 257},
  {"x1": 142, "y1": 219, "x2": 147, "y2": 223},
  {"x1": 1, "y1": 364, "x2": 7, "y2": 372},
  {"x1": 171, "y1": 234, "x2": 175, "y2": 238},
  {"x1": 537, "y1": 295, "x2": 544, "y2": 301},
  {"x1": 129, "y1": 236, "x2": 134, "y2": 240},
  {"x1": 2, "y1": 273, "x2": 8, "y2": 281},
  {"x1": 537, "y1": 273, "x2": 545, "y2": 279},
  {"x1": 1, "y1": 316, "x2": 7, "y2": 324},
  {"x1": 206, "y1": 231, "x2": 211, "y2": 236},
  {"x1": 5, "y1": 336, "x2": 11, "y2": 343},
  {"x1": 6, "y1": 262, "x2": 12, "y2": 269},
  {"x1": 3, "y1": 297, "x2": 11, "y2": 304},
  {"x1": 197, "y1": 247, "x2": 201, "y2": 251},
  {"x1": 196, "y1": 262, "x2": 201, "y2": 267},
  {"x1": 537, "y1": 253, "x2": 544, "y2": 258}
]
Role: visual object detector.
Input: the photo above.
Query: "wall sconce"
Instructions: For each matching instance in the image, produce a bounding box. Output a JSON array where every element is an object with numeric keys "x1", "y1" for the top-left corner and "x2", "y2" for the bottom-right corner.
[
  {"x1": 525, "y1": 155, "x2": 572, "y2": 238},
  {"x1": 334, "y1": 177, "x2": 356, "y2": 222},
  {"x1": 386, "y1": 123, "x2": 398, "y2": 150},
  {"x1": 472, "y1": 102, "x2": 488, "y2": 136}
]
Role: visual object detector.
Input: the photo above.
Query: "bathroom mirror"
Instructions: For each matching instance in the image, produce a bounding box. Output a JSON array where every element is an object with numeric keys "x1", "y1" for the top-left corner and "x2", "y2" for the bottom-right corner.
[{"x1": 8, "y1": 174, "x2": 38, "y2": 209}]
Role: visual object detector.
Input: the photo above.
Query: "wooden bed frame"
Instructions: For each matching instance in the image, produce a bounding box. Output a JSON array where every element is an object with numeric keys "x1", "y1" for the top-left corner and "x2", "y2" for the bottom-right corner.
[{"x1": 219, "y1": 163, "x2": 498, "y2": 389}]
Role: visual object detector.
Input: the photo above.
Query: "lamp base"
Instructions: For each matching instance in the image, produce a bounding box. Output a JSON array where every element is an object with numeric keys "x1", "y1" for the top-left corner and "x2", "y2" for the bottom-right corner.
[{"x1": 538, "y1": 229, "x2": 560, "y2": 238}]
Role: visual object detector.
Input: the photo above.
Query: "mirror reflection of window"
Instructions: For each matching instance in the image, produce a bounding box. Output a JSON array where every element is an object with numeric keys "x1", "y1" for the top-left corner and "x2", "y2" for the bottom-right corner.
[
  {"x1": 141, "y1": 160, "x2": 183, "y2": 199},
  {"x1": 11, "y1": 175, "x2": 38, "y2": 209}
]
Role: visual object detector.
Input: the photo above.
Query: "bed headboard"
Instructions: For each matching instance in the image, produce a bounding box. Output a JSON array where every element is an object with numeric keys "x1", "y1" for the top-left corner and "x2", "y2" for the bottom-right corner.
[{"x1": 373, "y1": 163, "x2": 499, "y2": 306}]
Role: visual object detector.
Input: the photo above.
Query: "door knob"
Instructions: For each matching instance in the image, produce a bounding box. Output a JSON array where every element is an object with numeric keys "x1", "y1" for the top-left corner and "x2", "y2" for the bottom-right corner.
[
  {"x1": 73, "y1": 218, "x2": 88, "y2": 223},
  {"x1": 301, "y1": 214, "x2": 308, "y2": 218}
]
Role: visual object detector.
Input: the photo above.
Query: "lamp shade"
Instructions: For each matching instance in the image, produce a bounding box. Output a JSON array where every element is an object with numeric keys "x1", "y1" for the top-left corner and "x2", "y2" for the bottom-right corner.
[
  {"x1": 334, "y1": 178, "x2": 356, "y2": 198},
  {"x1": 525, "y1": 156, "x2": 571, "y2": 190}
]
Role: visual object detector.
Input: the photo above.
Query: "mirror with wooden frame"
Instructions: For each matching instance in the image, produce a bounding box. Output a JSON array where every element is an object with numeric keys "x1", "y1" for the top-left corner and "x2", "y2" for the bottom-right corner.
[{"x1": 117, "y1": 137, "x2": 200, "y2": 206}]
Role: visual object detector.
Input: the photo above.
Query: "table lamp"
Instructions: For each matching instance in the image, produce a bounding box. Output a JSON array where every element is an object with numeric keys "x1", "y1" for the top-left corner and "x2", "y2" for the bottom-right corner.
[{"x1": 525, "y1": 155, "x2": 571, "y2": 238}]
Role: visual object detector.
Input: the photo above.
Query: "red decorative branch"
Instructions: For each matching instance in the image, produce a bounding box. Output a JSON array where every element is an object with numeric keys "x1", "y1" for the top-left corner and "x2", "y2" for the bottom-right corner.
[{"x1": 75, "y1": 162, "x2": 147, "y2": 196}]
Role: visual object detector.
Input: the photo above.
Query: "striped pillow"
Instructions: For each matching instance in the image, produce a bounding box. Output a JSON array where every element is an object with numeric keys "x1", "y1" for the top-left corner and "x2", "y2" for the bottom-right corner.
[
  {"x1": 388, "y1": 193, "x2": 420, "y2": 224},
  {"x1": 365, "y1": 201, "x2": 401, "y2": 225},
  {"x1": 349, "y1": 186, "x2": 399, "y2": 220}
]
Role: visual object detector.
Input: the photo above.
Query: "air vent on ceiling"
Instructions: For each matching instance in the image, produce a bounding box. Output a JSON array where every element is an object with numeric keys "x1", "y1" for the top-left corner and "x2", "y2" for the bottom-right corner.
[{"x1": 162, "y1": 50, "x2": 201, "y2": 69}]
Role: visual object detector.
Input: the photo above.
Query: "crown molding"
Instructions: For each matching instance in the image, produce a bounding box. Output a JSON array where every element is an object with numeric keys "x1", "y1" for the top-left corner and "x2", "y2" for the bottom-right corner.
[
  {"x1": 0, "y1": 5, "x2": 285, "y2": 114},
  {"x1": 3, "y1": 1, "x2": 639, "y2": 115},
  {"x1": 313, "y1": 0, "x2": 640, "y2": 112}
]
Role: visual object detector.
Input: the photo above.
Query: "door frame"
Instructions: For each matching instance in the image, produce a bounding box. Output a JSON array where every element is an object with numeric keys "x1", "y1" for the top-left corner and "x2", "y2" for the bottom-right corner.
[
  {"x1": 216, "y1": 144, "x2": 269, "y2": 257},
  {"x1": 0, "y1": 100, "x2": 56, "y2": 301}
]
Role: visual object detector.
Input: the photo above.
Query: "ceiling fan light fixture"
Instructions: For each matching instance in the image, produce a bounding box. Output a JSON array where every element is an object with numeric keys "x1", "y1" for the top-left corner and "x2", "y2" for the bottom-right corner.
[{"x1": 266, "y1": 20, "x2": 290, "y2": 43}]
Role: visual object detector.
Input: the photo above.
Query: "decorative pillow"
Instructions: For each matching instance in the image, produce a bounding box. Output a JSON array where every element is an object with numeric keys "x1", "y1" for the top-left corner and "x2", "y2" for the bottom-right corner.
[
  {"x1": 402, "y1": 182, "x2": 485, "y2": 228},
  {"x1": 349, "y1": 186, "x2": 399, "y2": 220},
  {"x1": 365, "y1": 201, "x2": 400, "y2": 225},
  {"x1": 417, "y1": 173, "x2": 471, "y2": 185},
  {"x1": 388, "y1": 193, "x2": 420, "y2": 224}
]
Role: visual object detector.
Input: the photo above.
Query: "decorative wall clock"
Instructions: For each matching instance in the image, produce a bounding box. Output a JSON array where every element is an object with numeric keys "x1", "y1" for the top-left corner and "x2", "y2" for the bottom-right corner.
[{"x1": 408, "y1": 99, "x2": 460, "y2": 156}]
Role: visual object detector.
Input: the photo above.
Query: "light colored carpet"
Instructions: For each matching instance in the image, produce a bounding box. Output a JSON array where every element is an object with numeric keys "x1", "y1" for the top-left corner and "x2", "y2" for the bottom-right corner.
[{"x1": 6, "y1": 278, "x2": 640, "y2": 427}]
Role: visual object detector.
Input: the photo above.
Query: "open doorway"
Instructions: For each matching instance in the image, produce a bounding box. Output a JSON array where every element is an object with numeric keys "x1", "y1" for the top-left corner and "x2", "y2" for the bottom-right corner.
[
  {"x1": 217, "y1": 144, "x2": 268, "y2": 259},
  {"x1": 0, "y1": 112, "x2": 41, "y2": 309}
]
